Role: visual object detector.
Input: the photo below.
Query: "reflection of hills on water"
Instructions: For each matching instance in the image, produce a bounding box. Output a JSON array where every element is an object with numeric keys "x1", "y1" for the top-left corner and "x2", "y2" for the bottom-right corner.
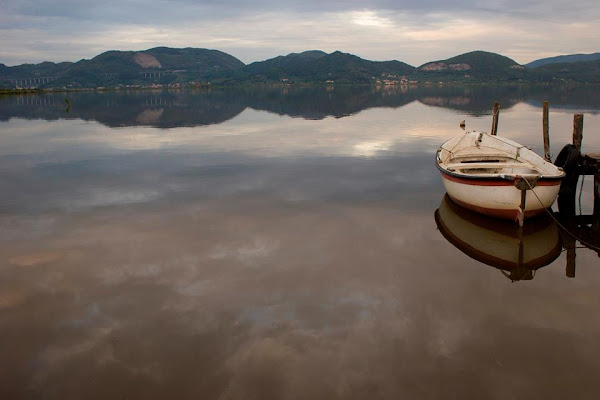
[
  {"x1": 0, "y1": 86, "x2": 416, "y2": 127},
  {"x1": 435, "y1": 195, "x2": 562, "y2": 281},
  {"x1": 523, "y1": 86, "x2": 600, "y2": 114},
  {"x1": 0, "y1": 90, "x2": 247, "y2": 128},
  {"x1": 415, "y1": 85, "x2": 600, "y2": 116},
  {"x1": 416, "y1": 85, "x2": 521, "y2": 116},
  {"x1": 1, "y1": 86, "x2": 600, "y2": 128},
  {"x1": 240, "y1": 86, "x2": 414, "y2": 119}
]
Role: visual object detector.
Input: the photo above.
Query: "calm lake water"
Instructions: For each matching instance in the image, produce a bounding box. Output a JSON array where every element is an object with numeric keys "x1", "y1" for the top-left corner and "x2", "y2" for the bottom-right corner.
[{"x1": 1, "y1": 86, "x2": 599, "y2": 399}]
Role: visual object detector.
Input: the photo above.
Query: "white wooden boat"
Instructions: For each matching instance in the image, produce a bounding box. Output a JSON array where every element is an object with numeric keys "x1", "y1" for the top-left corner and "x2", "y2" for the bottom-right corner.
[
  {"x1": 435, "y1": 194, "x2": 562, "y2": 281},
  {"x1": 436, "y1": 131, "x2": 565, "y2": 220}
]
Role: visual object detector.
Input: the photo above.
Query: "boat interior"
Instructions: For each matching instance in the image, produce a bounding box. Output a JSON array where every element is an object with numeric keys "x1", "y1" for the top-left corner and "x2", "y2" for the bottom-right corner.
[
  {"x1": 445, "y1": 156, "x2": 539, "y2": 176},
  {"x1": 437, "y1": 132, "x2": 565, "y2": 178}
]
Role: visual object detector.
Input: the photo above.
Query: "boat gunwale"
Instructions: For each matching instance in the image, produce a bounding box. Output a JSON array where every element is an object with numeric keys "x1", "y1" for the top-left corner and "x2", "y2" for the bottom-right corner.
[
  {"x1": 435, "y1": 159, "x2": 564, "y2": 182},
  {"x1": 436, "y1": 131, "x2": 566, "y2": 181}
]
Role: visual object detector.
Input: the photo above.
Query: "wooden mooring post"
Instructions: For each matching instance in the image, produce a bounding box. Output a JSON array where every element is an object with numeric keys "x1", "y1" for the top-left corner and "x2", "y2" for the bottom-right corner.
[
  {"x1": 557, "y1": 114, "x2": 585, "y2": 216},
  {"x1": 491, "y1": 102, "x2": 500, "y2": 136},
  {"x1": 594, "y1": 170, "x2": 600, "y2": 233},
  {"x1": 573, "y1": 114, "x2": 584, "y2": 153},
  {"x1": 542, "y1": 101, "x2": 551, "y2": 162}
]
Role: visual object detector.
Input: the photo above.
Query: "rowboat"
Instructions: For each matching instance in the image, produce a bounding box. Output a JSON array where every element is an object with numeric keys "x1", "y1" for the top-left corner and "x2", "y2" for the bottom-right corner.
[
  {"x1": 434, "y1": 194, "x2": 562, "y2": 281},
  {"x1": 436, "y1": 131, "x2": 565, "y2": 221}
]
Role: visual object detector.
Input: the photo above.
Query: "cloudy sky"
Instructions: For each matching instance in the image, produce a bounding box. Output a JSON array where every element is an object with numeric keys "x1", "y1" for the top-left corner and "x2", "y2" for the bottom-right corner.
[{"x1": 1, "y1": 0, "x2": 599, "y2": 66}]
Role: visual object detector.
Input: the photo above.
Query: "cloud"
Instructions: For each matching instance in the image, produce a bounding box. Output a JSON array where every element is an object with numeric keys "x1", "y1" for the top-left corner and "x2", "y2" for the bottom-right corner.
[
  {"x1": 0, "y1": 2, "x2": 599, "y2": 67},
  {"x1": 351, "y1": 10, "x2": 393, "y2": 28}
]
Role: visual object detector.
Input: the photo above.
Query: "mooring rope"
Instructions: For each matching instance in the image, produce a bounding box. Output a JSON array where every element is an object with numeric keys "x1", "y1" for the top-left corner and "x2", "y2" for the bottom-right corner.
[
  {"x1": 444, "y1": 133, "x2": 470, "y2": 157},
  {"x1": 524, "y1": 179, "x2": 600, "y2": 252}
]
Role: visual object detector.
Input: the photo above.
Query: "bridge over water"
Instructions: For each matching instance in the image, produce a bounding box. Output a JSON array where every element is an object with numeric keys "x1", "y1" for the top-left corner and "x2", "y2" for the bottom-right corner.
[
  {"x1": 2, "y1": 77, "x2": 58, "y2": 89},
  {"x1": 2, "y1": 70, "x2": 181, "y2": 89}
]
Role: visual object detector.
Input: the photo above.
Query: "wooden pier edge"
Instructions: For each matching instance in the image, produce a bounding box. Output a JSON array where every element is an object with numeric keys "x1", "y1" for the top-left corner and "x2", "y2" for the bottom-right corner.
[
  {"x1": 482, "y1": 102, "x2": 598, "y2": 277},
  {"x1": 554, "y1": 113, "x2": 600, "y2": 277}
]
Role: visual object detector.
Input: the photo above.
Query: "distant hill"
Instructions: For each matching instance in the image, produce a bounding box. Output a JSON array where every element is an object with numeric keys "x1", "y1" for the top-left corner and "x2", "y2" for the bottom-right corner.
[
  {"x1": 2, "y1": 48, "x2": 600, "y2": 89},
  {"x1": 525, "y1": 53, "x2": 600, "y2": 68},
  {"x1": 1, "y1": 47, "x2": 245, "y2": 89},
  {"x1": 0, "y1": 61, "x2": 73, "y2": 80},
  {"x1": 531, "y1": 59, "x2": 600, "y2": 84},
  {"x1": 215, "y1": 50, "x2": 415, "y2": 84},
  {"x1": 144, "y1": 47, "x2": 245, "y2": 71},
  {"x1": 416, "y1": 51, "x2": 530, "y2": 82}
]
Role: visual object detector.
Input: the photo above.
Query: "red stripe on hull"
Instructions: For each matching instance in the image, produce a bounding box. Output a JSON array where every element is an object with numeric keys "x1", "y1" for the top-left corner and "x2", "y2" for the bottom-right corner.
[
  {"x1": 440, "y1": 171, "x2": 562, "y2": 187},
  {"x1": 448, "y1": 196, "x2": 546, "y2": 220}
]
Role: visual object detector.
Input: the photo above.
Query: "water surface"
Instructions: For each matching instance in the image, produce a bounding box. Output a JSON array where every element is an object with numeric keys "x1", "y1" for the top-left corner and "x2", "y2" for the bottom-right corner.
[{"x1": 1, "y1": 86, "x2": 600, "y2": 399}]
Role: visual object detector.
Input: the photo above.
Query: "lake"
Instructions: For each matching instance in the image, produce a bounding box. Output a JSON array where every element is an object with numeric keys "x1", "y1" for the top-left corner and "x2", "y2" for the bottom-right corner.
[{"x1": 1, "y1": 86, "x2": 599, "y2": 399}]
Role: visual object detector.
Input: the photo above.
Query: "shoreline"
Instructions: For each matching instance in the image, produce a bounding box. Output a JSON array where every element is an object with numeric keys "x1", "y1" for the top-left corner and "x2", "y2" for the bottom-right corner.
[{"x1": 1, "y1": 81, "x2": 598, "y2": 97}]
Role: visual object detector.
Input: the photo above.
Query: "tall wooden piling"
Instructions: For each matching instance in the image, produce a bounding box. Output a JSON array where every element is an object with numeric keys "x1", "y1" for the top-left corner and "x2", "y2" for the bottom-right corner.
[
  {"x1": 594, "y1": 171, "x2": 600, "y2": 233},
  {"x1": 491, "y1": 102, "x2": 500, "y2": 136},
  {"x1": 565, "y1": 235, "x2": 577, "y2": 278},
  {"x1": 558, "y1": 114, "x2": 585, "y2": 216},
  {"x1": 542, "y1": 102, "x2": 551, "y2": 162},
  {"x1": 573, "y1": 114, "x2": 584, "y2": 153}
]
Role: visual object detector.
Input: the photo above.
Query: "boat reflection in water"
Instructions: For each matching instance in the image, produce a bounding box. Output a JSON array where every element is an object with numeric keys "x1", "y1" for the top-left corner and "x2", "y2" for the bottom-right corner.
[{"x1": 435, "y1": 195, "x2": 563, "y2": 281}]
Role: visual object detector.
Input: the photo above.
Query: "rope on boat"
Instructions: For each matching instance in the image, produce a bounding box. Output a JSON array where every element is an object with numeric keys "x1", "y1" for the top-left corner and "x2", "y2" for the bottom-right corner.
[
  {"x1": 444, "y1": 132, "x2": 526, "y2": 163},
  {"x1": 524, "y1": 179, "x2": 600, "y2": 252},
  {"x1": 444, "y1": 133, "x2": 470, "y2": 157}
]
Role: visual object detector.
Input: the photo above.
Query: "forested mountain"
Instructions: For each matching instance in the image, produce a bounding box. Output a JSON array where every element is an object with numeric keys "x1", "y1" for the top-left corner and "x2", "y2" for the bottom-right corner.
[
  {"x1": 1, "y1": 48, "x2": 599, "y2": 89},
  {"x1": 415, "y1": 51, "x2": 530, "y2": 83},
  {"x1": 525, "y1": 53, "x2": 600, "y2": 68},
  {"x1": 530, "y1": 59, "x2": 600, "y2": 84},
  {"x1": 1, "y1": 47, "x2": 245, "y2": 89},
  {"x1": 216, "y1": 50, "x2": 415, "y2": 84}
]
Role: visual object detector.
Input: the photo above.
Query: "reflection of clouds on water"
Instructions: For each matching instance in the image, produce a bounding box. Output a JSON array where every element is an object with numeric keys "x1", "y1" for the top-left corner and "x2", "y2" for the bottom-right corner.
[
  {"x1": 1, "y1": 88, "x2": 600, "y2": 398},
  {"x1": 1, "y1": 197, "x2": 600, "y2": 398},
  {"x1": 0, "y1": 145, "x2": 443, "y2": 217},
  {"x1": 9, "y1": 251, "x2": 62, "y2": 267},
  {"x1": 210, "y1": 237, "x2": 280, "y2": 266},
  {"x1": 353, "y1": 140, "x2": 392, "y2": 157},
  {"x1": 428, "y1": 317, "x2": 471, "y2": 358},
  {"x1": 2, "y1": 101, "x2": 599, "y2": 165},
  {"x1": 56, "y1": 188, "x2": 163, "y2": 211}
]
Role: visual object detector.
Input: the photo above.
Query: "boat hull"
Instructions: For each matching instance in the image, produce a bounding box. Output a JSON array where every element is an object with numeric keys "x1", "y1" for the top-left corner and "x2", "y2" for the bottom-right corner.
[{"x1": 440, "y1": 171, "x2": 561, "y2": 220}]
